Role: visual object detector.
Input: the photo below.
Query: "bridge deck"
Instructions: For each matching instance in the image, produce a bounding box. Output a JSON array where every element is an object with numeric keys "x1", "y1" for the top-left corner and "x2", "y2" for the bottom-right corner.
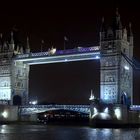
[
  {"x1": 14, "y1": 46, "x2": 100, "y2": 65},
  {"x1": 19, "y1": 105, "x2": 90, "y2": 115}
]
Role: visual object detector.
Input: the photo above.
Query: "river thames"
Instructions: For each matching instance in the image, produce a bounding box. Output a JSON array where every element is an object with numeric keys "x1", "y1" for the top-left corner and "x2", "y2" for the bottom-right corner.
[{"x1": 0, "y1": 124, "x2": 140, "y2": 140}]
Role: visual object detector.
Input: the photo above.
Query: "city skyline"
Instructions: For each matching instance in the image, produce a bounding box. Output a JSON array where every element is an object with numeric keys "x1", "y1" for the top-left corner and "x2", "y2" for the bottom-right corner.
[{"x1": 0, "y1": 1, "x2": 140, "y2": 104}]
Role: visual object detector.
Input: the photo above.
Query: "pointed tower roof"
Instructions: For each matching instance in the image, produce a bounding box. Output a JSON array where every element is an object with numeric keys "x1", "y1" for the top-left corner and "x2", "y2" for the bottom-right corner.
[
  {"x1": 115, "y1": 8, "x2": 122, "y2": 30},
  {"x1": 26, "y1": 36, "x2": 30, "y2": 53},
  {"x1": 113, "y1": 8, "x2": 122, "y2": 30},
  {"x1": 0, "y1": 33, "x2": 3, "y2": 45},
  {"x1": 89, "y1": 90, "x2": 95, "y2": 101},
  {"x1": 26, "y1": 36, "x2": 30, "y2": 49},
  {"x1": 10, "y1": 31, "x2": 14, "y2": 44},
  {"x1": 128, "y1": 22, "x2": 133, "y2": 36},
  {"x1": 100, "y1": 17, "x2": 106, "y2": 32},
  {"x1": 0, "y1": 33, "x2": 2, "y2": 39}
]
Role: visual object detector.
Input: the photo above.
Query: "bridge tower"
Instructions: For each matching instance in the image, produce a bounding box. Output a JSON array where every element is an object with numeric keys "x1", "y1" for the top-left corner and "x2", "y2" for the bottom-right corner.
[
  {"x1": 100, "y1": 10, "x2": 133, "y2": 105},
  {"x1": 11, "y1": 37, "x2": 30, "y2": 105},
  {"x1": 0, "y1": 32, "x2": 30, "y2": 105}
]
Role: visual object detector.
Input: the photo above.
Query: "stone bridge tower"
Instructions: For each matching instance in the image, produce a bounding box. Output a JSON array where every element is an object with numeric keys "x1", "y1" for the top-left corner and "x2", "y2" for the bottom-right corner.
[
  {"x1": 100, "y1": 10, "x2": 133, "y2": 105},
  {"x1": 0, "y1": 32, "x2": 30, "y2": 105}
]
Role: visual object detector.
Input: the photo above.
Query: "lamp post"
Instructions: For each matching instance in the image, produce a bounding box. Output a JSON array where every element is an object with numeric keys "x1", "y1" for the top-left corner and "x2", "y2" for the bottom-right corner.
[{"x1": 29, "y1": 100, "x2": 38, "y2": 105}]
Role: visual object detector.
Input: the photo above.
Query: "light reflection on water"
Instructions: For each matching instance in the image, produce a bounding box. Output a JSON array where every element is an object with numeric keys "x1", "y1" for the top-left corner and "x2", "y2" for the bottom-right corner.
[{"x1": 0, "y1": 125, "x2": 140, "y2": 140}]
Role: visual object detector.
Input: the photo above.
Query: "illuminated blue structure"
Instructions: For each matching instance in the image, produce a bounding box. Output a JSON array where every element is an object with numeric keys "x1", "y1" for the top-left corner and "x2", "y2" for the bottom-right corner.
[
  {"x1": 14, "y1": 46, "x2": 100, "y2": 65},
  {"x1": 19, "y1": 105, "x2": 90, "y2": 115}
]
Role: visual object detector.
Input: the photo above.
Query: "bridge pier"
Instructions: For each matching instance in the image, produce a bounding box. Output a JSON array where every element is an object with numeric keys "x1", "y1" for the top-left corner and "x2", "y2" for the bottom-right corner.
[
  {"x1": 0, "y1": 105, "x2": 18, "y2": 122},
  {"x1": 19, "y1": 114, "x2": 38, "y2": 122}
]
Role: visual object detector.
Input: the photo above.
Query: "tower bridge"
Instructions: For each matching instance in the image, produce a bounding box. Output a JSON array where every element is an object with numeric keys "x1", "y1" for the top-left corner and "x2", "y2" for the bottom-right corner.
[{"x1": 0, "y1": 10, "x2": 139, "y2": 118}]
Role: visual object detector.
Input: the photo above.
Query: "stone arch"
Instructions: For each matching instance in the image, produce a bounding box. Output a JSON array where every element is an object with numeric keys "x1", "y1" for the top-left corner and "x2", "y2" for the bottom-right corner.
[{"x1": 13, "y1": 95, "x2": 22, "y2": 105}]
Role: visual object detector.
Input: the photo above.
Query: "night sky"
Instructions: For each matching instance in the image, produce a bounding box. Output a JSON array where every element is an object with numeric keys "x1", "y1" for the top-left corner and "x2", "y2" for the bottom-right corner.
[{"x1": 0, "y1": 1, "x2": 140, "y2": 104}]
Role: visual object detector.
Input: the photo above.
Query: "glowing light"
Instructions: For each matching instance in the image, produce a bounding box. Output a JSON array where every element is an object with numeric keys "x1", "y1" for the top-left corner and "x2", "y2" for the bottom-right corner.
[
  {"x1": 104, "y1": 107, "x2": 109, "y2": 113},
  {"x1": 89, "y1": 95, "x2": 94, "y2": 101},
  {"x1": 104, "y1": 96, "x2": 109, "y2": 101},
  {"x1": 93, "y1": 107, "x2": 98, "y2": 114},
  {"x1": 100, "y1": 113, "x2": 111, "y2": 120},
  {"x1": 124, "y1": 65, "x2": 129, "y2": 70},
  {"x1": 102, "y1": 129, "x2": 111, "y2": 136},
  {"x1": 114, "y1": 108, "x2": 121, "y2": 120},
  {"x1": 29, "y1": 100, "x2": 38, "y2": 105},
  {"x1": 2, "y1": 111, "x2": 8, "y2": 118},
  {"x1": 91, "y1": 107, "x2": 98, "y2": 118},
  {"x1": 49, "y1": 47, "x2": 57, "y2": 55},
  {"x1": 89, "y1": 90, "x2": 94, "y2": 101},
  {"x1": 65, "y1": 59, "x2": 68, "y2": 62},
  {"x1": 95, "y1": 55, "x2": 100, "y2": 59}
]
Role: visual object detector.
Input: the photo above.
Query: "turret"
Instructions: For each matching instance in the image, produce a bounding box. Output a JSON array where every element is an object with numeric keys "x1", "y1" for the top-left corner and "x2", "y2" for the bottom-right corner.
[
  {"x1": 26, "y1": 36, "x2": 30, "y2": 53},
  {"x1": 89, "y1": 90, "x2": 95, "y2": 101},
  {"x1": 122, "y1": 28, "x2": 127, "y2": 41},
  {"x1": 114, "y1": 8, "x2": 122, "y2": 39},
  {"x1": 41, "y1": 40, "x2": 44, "y2": 52},
  {"x1": 3, "y1": 41, "x2": 8, "y2": 52},
  {"x1": 128, "y1": 23, "x2": 133, "y2": 59},
  {"x1": 100, "y1": 17, "x2": 106, "y2": 42},
  {"x1": 0, "y1": 33, "x2": 3, "y2": 52},
  {"x1": 9, "y1": 31, "x2": 15, "y2": 51}
]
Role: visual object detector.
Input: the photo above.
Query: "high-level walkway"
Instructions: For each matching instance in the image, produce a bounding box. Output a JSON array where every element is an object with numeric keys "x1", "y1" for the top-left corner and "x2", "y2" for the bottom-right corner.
[{"x1": 14, "y1": 46, "x2": 100, "y2": 65}]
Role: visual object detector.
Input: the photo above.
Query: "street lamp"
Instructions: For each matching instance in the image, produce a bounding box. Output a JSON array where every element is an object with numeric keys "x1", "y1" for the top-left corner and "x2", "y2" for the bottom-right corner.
[
  {"x1": 2, "y1": 111, "x2": 8, "y2": 118},
  {"x1": 29, "y1": 100, "x2": 38, "y2": 105}
]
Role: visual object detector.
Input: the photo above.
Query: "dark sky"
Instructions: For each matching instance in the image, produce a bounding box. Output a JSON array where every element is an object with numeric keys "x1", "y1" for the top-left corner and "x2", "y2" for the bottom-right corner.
[{"x1": 0, "y1": 1, "x2": 140, "y2": 104}]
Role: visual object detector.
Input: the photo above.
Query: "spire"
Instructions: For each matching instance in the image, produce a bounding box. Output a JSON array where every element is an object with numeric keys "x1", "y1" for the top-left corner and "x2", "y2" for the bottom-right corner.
[
  {"x1": 100, "y1": 17, "x2": 105, "y2": 32},
  {"x1": 26, "y1": 36, "x2": 30, "y2": 53},
  {"x1": 0, "y1": 33, "x2": 2, "y2": 39},
  {"x1": 10, "y1": 31, "x2": 14, "y2": 44},
  {"x1": 100, "y1": 17, "x2": 106, "y2": 41},
  {"x1": 123, "y1": 27, "x2": 127, "y2": 40},
  {"x1": 89, "y1": 90, "x2": 95, "y2": 101},
  {"x1": 113, "y1": 8, "x2": 122, "y2": 31},
  {"x1": 3, "y1": 41, "x2": 8, "y2": 51},
  {"x1": 41, "y1": 39, "x2": 44, "y2": 52},
  {"x1": 9, "y1": 31, "x2": 15, "y2": 51},
  {"x1": 115, "y1": 8, "x2": 122, "y2": 30},
  {"x1": 116, "y1": 8, "x2": 119, "y2": 16},
  {"x1": 128, "y1": 22, "x2": 133, "y2": 50},
  {"x1": 0, "y1": 33, "x2": 2, "y2": 52},
  {"x1": 27, "y1": 36, "x2": 30, "y2": 48},
  {"x1": 0, "y1": 33, "x2": 3, "y2": 45},
  {"x1": 129, "y1": 22, "x2": 133, "y2": 36}
]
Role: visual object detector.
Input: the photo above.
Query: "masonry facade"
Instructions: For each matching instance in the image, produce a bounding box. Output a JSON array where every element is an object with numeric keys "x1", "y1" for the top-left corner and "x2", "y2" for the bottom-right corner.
[
  {"x1": 0, "y1": 32, "x2": 30, "y2": 105},
  {"x1": 100, "y1": 10, "x2": 133, "y2": 105}
]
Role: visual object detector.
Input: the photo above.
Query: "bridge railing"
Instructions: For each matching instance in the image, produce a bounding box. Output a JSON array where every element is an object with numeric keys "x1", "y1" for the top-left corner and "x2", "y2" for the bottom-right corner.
[
  {"x1": 20, "y1": 104, "x2": 90, "y2": 108},
  {"x1": 129, "y1": 105, "x2": 140, "y2": 111},
  {"x1": 19, "y1": 105, "x2": 90, "y2": 115},
  {"x1": 15, "y1": 46, "x2": 100, "y2": 59}
]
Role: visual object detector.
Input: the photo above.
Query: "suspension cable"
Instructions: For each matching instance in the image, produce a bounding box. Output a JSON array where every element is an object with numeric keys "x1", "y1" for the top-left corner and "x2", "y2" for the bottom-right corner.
[{"x1": 121, "y1": 52, "x2": 140, "y2": 70}]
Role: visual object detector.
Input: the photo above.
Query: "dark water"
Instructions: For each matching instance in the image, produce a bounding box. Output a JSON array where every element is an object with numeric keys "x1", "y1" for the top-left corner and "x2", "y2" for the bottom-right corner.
[{"x1": 0, "y1": 124, "x2": 140, "y2": 140}]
